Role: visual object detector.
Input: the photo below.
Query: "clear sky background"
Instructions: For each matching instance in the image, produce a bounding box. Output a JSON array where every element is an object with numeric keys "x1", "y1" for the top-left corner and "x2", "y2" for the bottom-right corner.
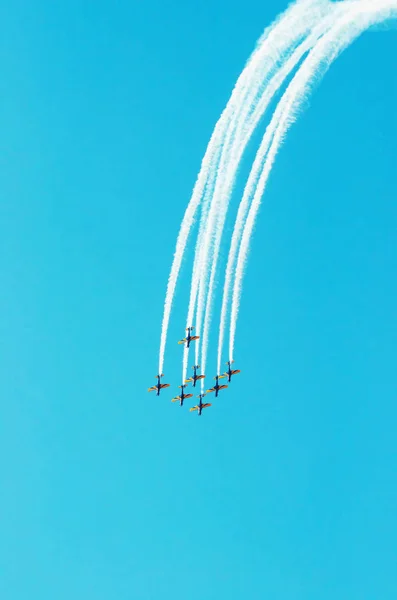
[{"x1": 1, "y1": 1, "x2": 396, "y2": 598}]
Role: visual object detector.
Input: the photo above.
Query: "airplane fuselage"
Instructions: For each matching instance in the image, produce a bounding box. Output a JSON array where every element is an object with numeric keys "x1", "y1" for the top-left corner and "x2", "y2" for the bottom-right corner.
[
  {"x1": 178, "y1": 327, "x2": 200, "y2": 349},
  {"x1": 148, "y1": 374, "x2": 170, "y2": 396},
  {"x1": 197, "y1": 394, "x2": 204, "y2": 414},
  {"x1": 173, "y1": 385, "x2": 194, "y2": 407},
  {"x1": 191, "y1": 366, "x2": 199, "y2": 385}
]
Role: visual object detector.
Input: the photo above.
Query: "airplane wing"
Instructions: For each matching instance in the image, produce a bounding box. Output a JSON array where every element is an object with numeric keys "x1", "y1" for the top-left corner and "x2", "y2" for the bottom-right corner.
[
  {"x1": 196, "y1": 375, "x2": 205, "y2": 380},
  {"x1": 219, "y1": 374, "x2": 227, "y2": 379},
  {"x1": 178, "y1": 338, "x2": 187, "y2": 344},
  {"x1": 148, "y1": 386, "x2": 157, "y2": 392},
  {"x1": 184, "y1": 394, "x2": 193, "y2": 399},
  {"x1": 191, "y1": 336, "x2": 200, "y2": 341},
  {"x1": 184, "y1": 377, "x2": 193, "y2": 384},
  {"x1": 202, "y1": 403, "x2": 212, "y2": 409},
  {"x1": 189, "y1": 406, "x2": 198, "y2": 412},
  {"x1": 206, "y1": 388, "x2": 215, "y2": 394},
  {"x1": 232, "y1": 370, "x2": 241, "y2": 376},
  {"x1": 219, "y1": 385, "x2": 228, "y2": 391},
  {"x1": 171, "y1": 396, "x2": 181, "y2": 402},
  {"x1": 160, "y1": 383, "x2": 170, "y2": 389}
]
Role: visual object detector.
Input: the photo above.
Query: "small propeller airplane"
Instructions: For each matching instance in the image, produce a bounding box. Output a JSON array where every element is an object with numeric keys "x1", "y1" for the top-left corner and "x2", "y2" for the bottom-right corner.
[
  {"x1": 223, "y1": 360, "x2": 241, "y2": 382},
  {"x1": 171, "y1": 384, "x2": 193, "y2": 407},
  {"x1": 190, "y1": 393, "x2": 211, "y2": 416},
  {"x1": 206, "y1": 375, "x2": 228, "y2": 397},
  {"x1": 148, "y1": 374, "x2": 170, "y2": 396},
  {"x1": 185, "y1": 364, "x2": 205, "y2": 387},
  {"x1": 178, "y1": 326, "x2": 200, "y2": 349}
]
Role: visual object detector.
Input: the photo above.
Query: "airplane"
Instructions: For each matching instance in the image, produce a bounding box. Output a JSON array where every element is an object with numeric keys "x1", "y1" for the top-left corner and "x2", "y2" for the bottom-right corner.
[
  {"x1": 185, "y1": 364, "x2": 205, "y2": 387},
  {"x1": 190, "y1": 393, "x2": 211, "y2": 416},
  {"x1": 148, "y1": 374, "x2": 170, "y2": 396},
  {"x1": 223, "y1": 360, "x2": 241, "y2": 382},
  {"x1": 206, "y1": 375, "x2": 228, "y2": 397},
  {"x1": 171, "y1": 384, "x2": 193, "y2": 407},
  {"x1": 178, "y1": 326, "x2": 200, "y2": 349}
]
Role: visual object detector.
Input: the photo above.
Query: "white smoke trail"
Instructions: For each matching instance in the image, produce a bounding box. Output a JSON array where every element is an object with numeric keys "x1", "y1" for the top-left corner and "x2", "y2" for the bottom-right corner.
[
  {"x1": 194, "y1": 0, "x2": 334, "y2": 382},
  {"x1": 181, "y1": 43, "x2": 281, "y2": 381},
  {"x1": 215, "y1": 7, "x2": 343, "y2": 373},
  {"x1": 159, "y1": 0, "x2": 326, "y2": 373},
  {"x1": 216, "y1": 3, "x2": 344, "y2": 373},
  {"x1": 182, "y1": 72, "x2": 268, "y2": 382},
  {"x1": 159, "y1": 49, "x2": 257, "y2": 375},
  {"x1": 229, "y1": 0, "x2": 397, "y2": 360},
  {"x1": 159, "y1": 0, "x2": 312, "y2": 376}
]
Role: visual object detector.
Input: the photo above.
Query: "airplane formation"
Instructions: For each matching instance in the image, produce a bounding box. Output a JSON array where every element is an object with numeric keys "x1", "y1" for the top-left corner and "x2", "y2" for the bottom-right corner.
[{"x1": 148, "y1": 327, "x2": 240, "y2": 416}]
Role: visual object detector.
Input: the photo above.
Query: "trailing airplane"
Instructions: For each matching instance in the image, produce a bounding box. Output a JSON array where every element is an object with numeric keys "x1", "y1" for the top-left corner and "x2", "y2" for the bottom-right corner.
[
  {"x1": 185, "y1": 364, "x2": 205, "y2": 387},
  {"x1": 190, "y1": 393, "x2": 211, "y2": 416},
  {"x1": 206, "y1": 375, "x2": 228, "y2": 397},
  {"x1": 178, "y1": 326, "x2": 200, "y2": 348},
  {"x1": 223, "y1": 360, "x2": 241, "y2": 382},
  {"x1": 148, "y1": 374, "x2": 170, "y2": 396},
  {"x1": 171, "y1": 384, "x2": 193, "y2": 407}
]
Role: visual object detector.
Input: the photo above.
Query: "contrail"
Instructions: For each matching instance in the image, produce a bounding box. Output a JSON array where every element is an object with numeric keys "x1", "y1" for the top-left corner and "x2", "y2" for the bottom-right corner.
[
  {"x1": 182, "y1": 72, "x2": 268, "y2": 382},
  {"x1": 178, "y1": 0, "x2": 323, "y2": 382},
  {"x1": 216, "y1": 3, "x2": 343, "y2": 373},
  {"x1": 159, "y1": 43, "x2": 257, "y2": 375},
  {"x1": 159, "y1": 0, "x2": 308, "y2": 376},
  {"x1": 194, "y1": 0, "x2": 334, "y2": 382},
  {"x1": 183, "y1": 62, "x2": 268, "y2": 381},
  {"x1": 158, "y1": 0, "x2": 397, "y2": 389},
  {"x1": 229, "y1": 0, "x2": 397, "y2": 361}
]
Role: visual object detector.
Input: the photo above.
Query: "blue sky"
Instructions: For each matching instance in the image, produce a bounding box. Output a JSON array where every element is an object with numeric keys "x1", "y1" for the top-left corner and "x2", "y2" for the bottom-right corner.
[{"x1": 1, "y1": 1, "x2": 396, "y2": 598}]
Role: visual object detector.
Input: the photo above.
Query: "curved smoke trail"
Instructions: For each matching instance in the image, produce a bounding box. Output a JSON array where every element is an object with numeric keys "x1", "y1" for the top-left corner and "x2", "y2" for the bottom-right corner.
[
  {"x1": 159, "y1": 0, "x2": 320, "y2": 375},
  {"x1": 158, "y1": 0, "x2": 396, "y2": 387},
  {"x1": 229, "y1": 0, "x2": 397, "y2": 360},
  {"x1": 195, "y1": 0, "x2": 334, "y2": 382},
  {"x1": 216, "y1": 2, "x2": 342, "y2": 373}
]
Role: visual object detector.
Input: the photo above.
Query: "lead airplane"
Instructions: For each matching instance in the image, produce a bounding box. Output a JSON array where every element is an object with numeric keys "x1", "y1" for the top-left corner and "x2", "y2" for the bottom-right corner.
[
  {"x1": 206, "y1": 375, "x2": 228, "y2": 397},
  {"x1": 148, "y1": 374, "x2": 170, "y2": 396},
  {"x1": 178, "y1": 326, "x2": 200, "y2": 349},
  {"x1": 185, "y1": 364, "x2": 205, "y2": 387},
  {"x1": 223, "y1": 360, "x2": 241, "y2": 382},
  {"x1": 190, "y1": 393, "x2": 211, "y2": 416},
  {"x1": 171, "y1": 384, "x2": 193, "y2": 407}
]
